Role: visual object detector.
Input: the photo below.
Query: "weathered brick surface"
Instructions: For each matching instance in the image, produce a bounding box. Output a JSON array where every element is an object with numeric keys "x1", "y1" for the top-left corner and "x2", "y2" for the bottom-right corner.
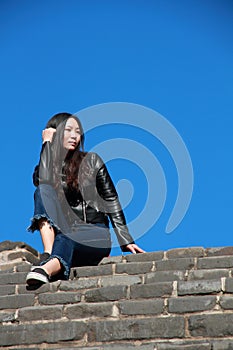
[
  {"x1": 197, "y1": 256, "x2": 233, "y2": 269},
  {"x1": 155, "y1": 258, "x2": 195, "y2": 271},
  {"x1": 100, "y1": 275, "x2": 141, "y2": 287},
  {"x1": 0, "y1": 311, "x2": 16, "y2": 323},
  {"x1": 167, "y1": 247, "x2": 205, "y2": 259},
  {"x1": 103, "y1": 345, "x2": 154, "y2": 350},
  {"x1": 212, "y1": 339, "x2": 233, "y2": 349},
  {"x1": 0, "y1": 294, "x2": 35, "y2": 309},
  {"x1": 60, "y1": 278, "x2": 99, "y2": 291},
  {"x1": 0, "y1": 240, "x2": 38, "y2": 256},
  {"x1": 0, "y1": 284, "x2": 15, "y2": 296},
  {"x1": 85, "y1": 285, "x2": 128, "y2": 302},
  {"x1": 145, "y1": 271, "x2": 184, "y2": 283},
  {"x1": 188, "y1": 269, "x2": 229, "y2": 280},
  {"x1": 8, "y1": 250, "x2": 39, "y2": 264},
  {"x1": 224, "y1": 277, "x2": 233, "y2": 293},
  {"x1": 118, "y1": 299, "x2": 164, "y2": 315},
  {"x1": 99, "y1": 255, "x2": 124, "y2": 265},
  {"x1": 18, "y1": 305, "x2": 63, "y2": 321},
  {"x1": 168, "y1": 295, "x2": 216, "y2": 313},
  {"x1": 39, "y1": 291, "x2": 82, "y2": 305},
  {"x1": 0, "y1": 263, "x2": 15, "y2": 272},
  {"x1": 0, "y1": 321, "x2": 87, "y2": 346},
  {"x1": 125, "y1": 251, "x2": 164, "y2": 262},
  {"x1": 72, "y1": 264, "x2": 113, "y2": 278},
  {"x1": 219, "y1": 296, "x2": 233, "y2": 309},
  {"x1": 66, "y1": 302, "x2": 114, "y2": 319},
  {"x1": 178, "y1": 279, "x2": 222, "y2": 296},
  {"x1": 1, "y1": 242, "x2": 233, "y2": 348},
  {"x1": 130, "y1": 282, "x2": 173, "y2": 299},
  {"x1": 0, "y1": 271, "x2": 27, "y2": 284},
  {"x1": 16, "y1": 263, "x2": 31, "y2": 272},
  {"x1": 18, "y1": 280, "x2": 60, "y2": 294},
  {"x1": 189, "y1": 313, "x2": 233, "y2": 336},
  {"x1": 89, "y1": 316, "x2": 185, "y2": 342},
  {"x1": 206, "y1": 246, "x2": 233, "y2": 256},
  {"x1": 115, "y1": 262, "x2": 153, "y2": 275},
  {"x1": 156, "y1": 342, "x2": 211, "y2": 350}
]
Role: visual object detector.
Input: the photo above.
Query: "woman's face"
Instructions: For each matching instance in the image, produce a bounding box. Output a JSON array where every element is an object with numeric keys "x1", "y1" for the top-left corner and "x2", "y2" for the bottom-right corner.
[{"x1": 63, "y1": 118, "x2": 81, "y2": 150}]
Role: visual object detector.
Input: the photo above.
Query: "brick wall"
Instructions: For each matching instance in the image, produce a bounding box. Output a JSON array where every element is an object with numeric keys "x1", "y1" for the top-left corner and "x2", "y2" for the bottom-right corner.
[{"x1": 1, "y1": 241, "x2": 233, "y2": 349}]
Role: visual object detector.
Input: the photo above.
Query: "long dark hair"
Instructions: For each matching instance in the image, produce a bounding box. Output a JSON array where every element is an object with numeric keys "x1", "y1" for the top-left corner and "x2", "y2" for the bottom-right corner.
[{"x1": 45, "y1": 112, "x2": 86, "y2": 191}]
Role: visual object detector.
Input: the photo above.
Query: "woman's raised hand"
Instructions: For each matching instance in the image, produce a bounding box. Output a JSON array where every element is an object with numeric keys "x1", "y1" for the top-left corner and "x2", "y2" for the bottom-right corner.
[
  {"x1": 125, "y1": 243, "x2": 146, "y2": 254},
  {"x1": 42, "y1": 127, "x2": 56, "y2": 143}
]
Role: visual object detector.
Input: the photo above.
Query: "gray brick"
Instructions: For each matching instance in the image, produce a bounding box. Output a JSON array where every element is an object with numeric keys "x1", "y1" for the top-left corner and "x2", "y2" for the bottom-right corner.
[
  {"x1": 18, "y1": 280, "x2": 60, "y2": 294},
  {"x1": 60, "y1": 278, "x2": 98, "y2": 291},
  {"x1": 85, "y1": 285, "x2": 127, "y2": 302},
  {"x1": 38, "y1": 291, "x2": 81, "y2": 305},
  {"x1": 16, "y1": 264, "x2": 32, "y2": 272},
  {"x1": 212, "y1": 339, "x2": 233, "y2": 349},
  {"x1": 58, "y1": 347, "x2": 101, "y2": 350},
  {"x1": 225, "y1": 278, "x2": 233, "y2": 293},
  {"x1": 118, "y1": 299, "x2": 164, "y2": 315},
  {"x1": 8, "y1": 251, "x2": 39, "y2": 264},
  {"x1": 72, "y1": 264, "x2": 113, "y2": 278},
  {"x1": 88, "y1": 316, "x2": 185, "y2": 342},
  {"x1": 0, "y1": 294, "x2": 35, "y2": 309},
  {"x1": 145, "y1": 271, "x2": 184, "y2": 283},
  {"x1": 206, "y1": 246, "x2": 233, "y2": 256},
  {"x1": 0, "y1": 272, "x2": 27, "y2": 284},
  {"x1": 156, "y1": 258, "x2": 195, "y2": 271},
  {"x1": 197, "y1": 256, "x2": 233, "y2": 269},
  {"x1": 100, "y1": 275, "x2": 141, "y2": 287},
  {"x1": 219, "y1": 296, "x2": 233, "y2": 309},
  {"x1": 125, "y1": 251, "x2": 164, "y2": 262},
  {"x1": 178, "y1": 279, "x2": 222, "y2": 295},
  {"x1": 115, "y1": 262, "x2": 153, "y2": 275},
  {"x1": 188, "y1": 269, "x2": 229, "y2": 280},
  {"x1": 0, "y1": 321, "x2": 86, "y2": 346},
  {"x1": 0, "y1": 264, "x2": 15, "y2": 272},
  {"x1": 167, "y1": 247, "x2": 205, "y2": 259},
  {"x1": 18, "y1": 305, "x2": 63, "y2": 321},
  {"x1": 130, "y1": 282, "x2": 173, "y2": 299},
  {"x1": 0, "y1": 311, "x2": 16, "y2": 323},
  {"x1": 103, "y1": 345, "x2": 154, "y2": 350},
  {"x1": 0, "y1": 284, "x2": 15, "y2": 296},
  {"x1": 168, "y1": 295, "x2": 216, "y2": 313},
  {"x1": 189, "y1": 313, "x2": 233, "y2": 336},
  {"x1": 157, "y1": 342, "x2": 211, "y2": 350},
  {"x1": 100, "y1": 255, "x2": 124, "y2": 265},
  {"x1": 0, "y1": 241, "x2": 39, "y2": 256},
  {"x1": 66, "y1": 302, "x2": 114, "y2": 319}
]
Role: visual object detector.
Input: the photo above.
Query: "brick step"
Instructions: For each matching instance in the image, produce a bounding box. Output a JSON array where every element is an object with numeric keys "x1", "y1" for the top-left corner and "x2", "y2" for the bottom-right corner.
[{"x1": 2, "y1": 312, "x2": 233, "y2": 347}]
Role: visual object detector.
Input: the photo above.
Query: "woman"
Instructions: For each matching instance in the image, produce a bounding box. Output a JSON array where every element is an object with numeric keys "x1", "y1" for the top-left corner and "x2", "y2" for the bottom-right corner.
[{"x1": 26, "y1": 112, "x2": 144, "y2": 285}]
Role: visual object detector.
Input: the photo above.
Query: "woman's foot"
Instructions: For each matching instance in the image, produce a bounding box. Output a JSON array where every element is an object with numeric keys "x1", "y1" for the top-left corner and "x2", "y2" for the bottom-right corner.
[
  {"x1": 26, "y1": 268, "x2": 50, "y2": 285},
  {"x1": 27, "y1": 257, "x2": 62, "y2": 285},
  {"x1": 31, "y1": 252, "x2": 51, "y2": 270}
]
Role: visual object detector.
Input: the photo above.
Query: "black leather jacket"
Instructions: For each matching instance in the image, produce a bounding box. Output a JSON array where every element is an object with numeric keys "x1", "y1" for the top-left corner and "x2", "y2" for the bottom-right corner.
[{"x1": 33, "y1": 142, "x2": 134, "y2": 250}]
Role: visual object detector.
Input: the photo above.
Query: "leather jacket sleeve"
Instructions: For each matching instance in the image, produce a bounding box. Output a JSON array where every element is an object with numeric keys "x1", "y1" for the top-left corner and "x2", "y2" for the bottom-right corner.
[
  {"x1": 32, "y1": 141, "x2": 53, "y2": 186},
  {"x1": 96, "y1": 162, "x2": 135, "y2": 250}
]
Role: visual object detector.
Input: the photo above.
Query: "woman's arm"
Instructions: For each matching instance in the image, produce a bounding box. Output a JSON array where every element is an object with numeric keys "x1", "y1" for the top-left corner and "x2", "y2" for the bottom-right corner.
[
  {"x1": 32, "y1": 128, "x2": 56, "y2": 186},
  {"x1": 95, "y1": 159, "x2": 144, "y2": 253}
]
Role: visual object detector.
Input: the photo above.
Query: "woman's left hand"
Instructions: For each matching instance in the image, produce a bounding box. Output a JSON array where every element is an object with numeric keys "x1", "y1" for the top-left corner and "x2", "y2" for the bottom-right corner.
[{"x1": 125, "y1": 244, "x2": 146, "y2": 254}]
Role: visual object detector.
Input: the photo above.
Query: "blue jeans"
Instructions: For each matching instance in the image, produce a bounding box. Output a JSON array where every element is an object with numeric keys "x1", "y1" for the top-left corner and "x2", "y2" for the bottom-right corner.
[{"x1": 28, "y1": 184, "x2": 111, "y2": 279}]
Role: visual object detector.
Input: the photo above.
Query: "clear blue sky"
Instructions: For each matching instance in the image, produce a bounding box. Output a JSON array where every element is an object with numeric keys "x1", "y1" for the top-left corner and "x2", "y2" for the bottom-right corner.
[{"x1": 0, "y1": 0, "x2": 232, "y2": 256}]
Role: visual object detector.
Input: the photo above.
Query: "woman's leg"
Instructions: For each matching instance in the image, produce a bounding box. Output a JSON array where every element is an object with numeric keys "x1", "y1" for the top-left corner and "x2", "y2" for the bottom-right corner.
[
  {"x1": 38, "y1": 219, "x2": 55, "y2": 254},
  {"x1": 26, "y1": 225, "x2": 111, "y2": 284},
  {"x1": 27, "y1": 184, "x2": 70, "y2": 253},
  {"x1": 26, "y1": 233, "x2": 74, "y2": 284}
]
